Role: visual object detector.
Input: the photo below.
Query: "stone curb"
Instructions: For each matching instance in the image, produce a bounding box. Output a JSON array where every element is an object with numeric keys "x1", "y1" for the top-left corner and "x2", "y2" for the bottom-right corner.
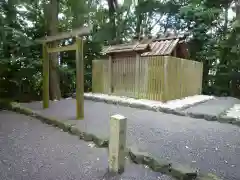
[
  {"x1": 197, "y1": 173, "x2": 222, "y2": 180},
  {"x1": 2, "y1": 101, "x2": 221, "y2": 180},
  {"x1": 83, "y1": 95, "x2": 240, "y2": 127}
]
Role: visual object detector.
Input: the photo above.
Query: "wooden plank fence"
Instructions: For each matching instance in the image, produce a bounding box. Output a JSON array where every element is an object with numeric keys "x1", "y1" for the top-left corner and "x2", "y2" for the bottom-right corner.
[{"x1": 92, "y1": 56, "x2": 203, "y2": 102}]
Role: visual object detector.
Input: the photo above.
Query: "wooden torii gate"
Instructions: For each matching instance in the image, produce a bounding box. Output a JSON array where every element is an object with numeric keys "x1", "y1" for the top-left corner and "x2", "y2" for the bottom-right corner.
[{"x1": 36, "y1": 25, "x2": 92, "y2": 119}]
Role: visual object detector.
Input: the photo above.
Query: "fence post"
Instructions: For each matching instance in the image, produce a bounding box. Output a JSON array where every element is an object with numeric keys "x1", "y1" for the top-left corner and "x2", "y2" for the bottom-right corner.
[{"x1": 108, "y1": 114, "x2": 127, "y2": 174}]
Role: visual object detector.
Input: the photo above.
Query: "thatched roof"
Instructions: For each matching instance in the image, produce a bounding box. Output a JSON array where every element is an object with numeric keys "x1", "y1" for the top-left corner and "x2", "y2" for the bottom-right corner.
[
  {"x1": 102, "y1": 41, "x2": 151, "y2": 55},
  {"x1": 142, "y1": 36, "x2": 183, "y2": 56},
  {"x1": 102, "y1": 35, "x2": 188, "y2": 57}
]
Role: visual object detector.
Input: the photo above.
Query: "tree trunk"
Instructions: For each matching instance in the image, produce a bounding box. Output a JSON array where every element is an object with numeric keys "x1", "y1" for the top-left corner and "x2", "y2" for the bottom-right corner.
[
  {"x1": 235, "y1": 0, "x2": 240, "y2": 16},
  {"x1": 136, "y1": 14, "x2": 143, "y2": 39},
  {"x1": 223, "y1": 5, "x2": 228, "y2": 33},
  {"x1": 135, "y1": 0, "x2": 143, "y2": 39},
  {"x1": 47, "y1": 0, "x2": 61, "y2": 100},
  {"x1": 214, "y1": 2, "x2": 231, "y2": 95},
  {"x1": 3, "y1": 0, "x2": 16, "y2": 58},
  {"x1": 107, "y1": 0, "x2": 118, "y2": 44}
]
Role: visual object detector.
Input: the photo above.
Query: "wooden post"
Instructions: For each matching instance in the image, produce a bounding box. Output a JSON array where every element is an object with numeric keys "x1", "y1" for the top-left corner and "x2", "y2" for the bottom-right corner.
[
  {"x1": 76, "y1": 38, "x2": 84, "y2": 119},
  {"x1": 108, "y1": 55, "x2": 112, "y2": 94},
  {"x1": 135, "y1": 54, "x2": 140, "y2": 98},
  {"x1": 109, "y1": 114, "x2": 127, "y2": 174},
  {"x1": 42, "y1": 43, "x2": 49, "y2": 108}
]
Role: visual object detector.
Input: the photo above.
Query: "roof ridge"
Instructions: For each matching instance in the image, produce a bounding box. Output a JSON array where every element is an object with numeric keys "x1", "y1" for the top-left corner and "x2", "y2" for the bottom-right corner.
[{"x1": 154, "y1": 35, "x2": 185, "y2": 42}]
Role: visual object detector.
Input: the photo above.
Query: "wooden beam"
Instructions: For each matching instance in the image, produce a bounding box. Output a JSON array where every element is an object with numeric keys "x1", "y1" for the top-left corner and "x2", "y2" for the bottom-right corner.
[
  {"x1": 47, "y1": 44, "x2": 77, "y2": 53},
  {"x1": 75, "y1": 37, "x2": 84, "y2": 119},
  {"x1": 36, "y1": 25, "x2": 92, "y2": 43},
  {"x1": 42, "y1": 43, "x2": 49, "y2": 108}
]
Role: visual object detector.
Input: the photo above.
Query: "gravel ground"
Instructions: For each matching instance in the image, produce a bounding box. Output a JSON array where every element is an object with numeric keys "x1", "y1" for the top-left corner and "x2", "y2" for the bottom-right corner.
[
  {"x1": 0, "y1": 110, "x2": 174, "y2": 180},
  {"x1": 21, "y1": 99, "x2": 240, "y2": 180},
  {"x1": 183, "y1": 97, "x2": 240, "y2": 117}
]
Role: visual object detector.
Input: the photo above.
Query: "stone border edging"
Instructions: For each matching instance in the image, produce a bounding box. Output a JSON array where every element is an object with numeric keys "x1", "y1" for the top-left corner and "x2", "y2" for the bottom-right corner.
[
  {"x1": 83, "y1": 95, "x2": 240, "y2": 127},
  {"x1": 1, "y1": 101, "x2": 221, "y2": 180}
]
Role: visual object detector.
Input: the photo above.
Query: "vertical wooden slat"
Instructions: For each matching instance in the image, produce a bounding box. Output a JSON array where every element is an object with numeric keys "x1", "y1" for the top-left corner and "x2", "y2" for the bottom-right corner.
[
  {"x1": 168, "y1": 57, "x2": 172, "y2": 100},
  {"x1": 151, "y1": 57, "x2": 155, "y2": 100},
  {"x1": 173, "y1": 57, "x2": 177, "y2": 99},
  {"x1": 180, "y1": 59, "x2": 184, "y2": 97},
  {"x1": 108, "y1": 56, "x2": 113, "y2": 94},
  {"x1": 112, "y1": 58, "x2": 116, "y2": 94},
  {"x1": 141, "y1": 57, "x2": 148, "y2": 99},
  {"x1": 156, "y1": 57, "x2": 158, "y2": 100},
  {"x1": 153, "y1": 57, "x2": 156, "y2": 100},
  {"x1": 159, "y1": 57, "x2": 162, "y2": 100},
  {"x1": 119, "y1": 58, "x2": 122, "y2": 94},
  {"x1": 146, "y1": 58, "x2": 150, "y2": 99},
  {"x1": 151, "y1": 57, "x2": 156, "y2": 100},
  {"x1": 129, "y1": 57, "x2": 132, "y2": 96},
  {"x1": 175, "y1": 58, "x2": 179, "y2": 98},
  {"x1": 122, "y1": 58, "x2": 125, "y2": 94},
  {"x1": 112, "y1": 58, "x2": 115, "y2": 94},
  {"x1": 177, "y1": 58, "x2": 181, "y2": 99},
  {"x1": 43, "y1": 43, "x2": 49, "y2": 109},
  {"x1": 132, "y1": 56, "x2": 136, "y2": 96},
  {"x1": 139, "y1": 57, "x2": 142, "y2": 98},
  {"x1": 76, "y1": 38, "x2": 84, "y2": 119},
  {"x1": 172, "y1": 57, "x2": 175, "y2": 100},
  {"x1": 114, "y1": 58, "x2": 117, "y2": 95},
  {"x1": 144, "y1": 57, "x2": 147, "y2": 99},
  {"x1": 183, "y1": 60, "x2": 188, "y2": 97},
  {"x1": 127, "y1": 57, "x2": 130, "y2": 95},
  {"x1": 126, "y1": 57, "x2": 129, "y2": 94},
  {"x1": 124, "y1": 57, "x2": 127, "y2": 94},
  {"x1": 176, "y1": 58, "x2": 179, "y2": 99},
  {"x1": 140, "y1": 57, "x2": 145, "y2": 99},
  {"x1": 103, "y1": 60, "x2": 108, "y2": 93},
  {"x1": 156, "y1": 57, "x2": 159, "y2": 100},
  {"x1": 159, "y1": 57, "x2": 164, "y2": 101},
  {"x1": 163, "y1": 56, "x2": 168, "y2": 101},
  {"x1": 123, "y1": 58, "x2": 126, "y2": 94},
  {"x1": 147, "y1": 57, "x2": 152, "y2": 100}
]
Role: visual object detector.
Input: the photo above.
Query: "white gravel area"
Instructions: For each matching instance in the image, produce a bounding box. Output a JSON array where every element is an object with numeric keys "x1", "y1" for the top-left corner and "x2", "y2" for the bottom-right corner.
[
  {"x1": 84, "y1": 93, "x2": 215, "y2": 110},
  {"x1": 225, "y1": 104, "x2": 240, "y2": 119}
]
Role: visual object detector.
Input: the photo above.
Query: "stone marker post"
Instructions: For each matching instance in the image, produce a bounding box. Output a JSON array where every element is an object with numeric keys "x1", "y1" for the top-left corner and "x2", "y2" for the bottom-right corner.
[{"x1": 108, "y1": 114, "x2": 127, "y2": 173}]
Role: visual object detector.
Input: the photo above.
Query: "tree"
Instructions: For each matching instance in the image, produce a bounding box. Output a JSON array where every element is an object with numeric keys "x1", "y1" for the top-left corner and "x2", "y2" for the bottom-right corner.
[
  {"x1": 44, "y1": 0, "x2": 61, "y2": 100},
  {"x1": 107, "y1": 0, "x2": 118, "y2": 43}
]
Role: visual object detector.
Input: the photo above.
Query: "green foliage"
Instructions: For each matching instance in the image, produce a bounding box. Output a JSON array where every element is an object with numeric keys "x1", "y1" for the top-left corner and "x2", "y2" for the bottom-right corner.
[{"x1": 0, "y1": 0, "x2": 239, "y2": 101}]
